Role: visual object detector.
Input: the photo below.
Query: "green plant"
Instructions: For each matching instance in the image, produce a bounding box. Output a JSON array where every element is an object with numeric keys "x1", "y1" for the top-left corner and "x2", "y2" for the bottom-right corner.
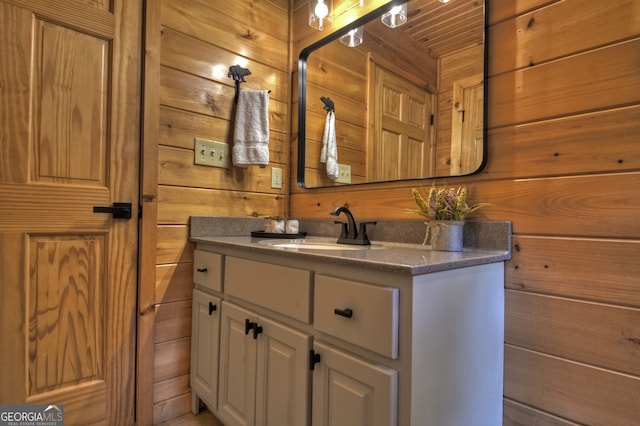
[{"x1": 409, "y1": 185, "x2": 491, "y2": 221}]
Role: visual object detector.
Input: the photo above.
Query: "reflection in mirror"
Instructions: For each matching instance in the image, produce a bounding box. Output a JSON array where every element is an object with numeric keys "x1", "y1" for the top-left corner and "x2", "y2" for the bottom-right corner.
[{"x1": 297, "y1": 0, "x2": 486, "y2": 188}]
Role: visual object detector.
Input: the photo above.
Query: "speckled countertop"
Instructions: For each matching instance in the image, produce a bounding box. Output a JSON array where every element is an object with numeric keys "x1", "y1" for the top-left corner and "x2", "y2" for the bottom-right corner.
[{"x1": 190, "y1": 217, "x2": 512, "y2": 276}]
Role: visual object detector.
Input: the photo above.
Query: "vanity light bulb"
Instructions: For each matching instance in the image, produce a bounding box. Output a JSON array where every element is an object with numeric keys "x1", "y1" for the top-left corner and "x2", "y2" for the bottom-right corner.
[
  {"x1": 310, "y1": 0, "x2": 332, "y2": 31},
  {"x1": 339, "y1": 26, "x2": 363, "y2": 47},
  {"x1": 381, "y1": 3, "x2": 407, "y2": 28},
  {"x1": 315, "y1": 0, "x2": 328, "y2": 20},
  {"x1": 309, "y1": 0, "x2": 333, "y2": 31}
]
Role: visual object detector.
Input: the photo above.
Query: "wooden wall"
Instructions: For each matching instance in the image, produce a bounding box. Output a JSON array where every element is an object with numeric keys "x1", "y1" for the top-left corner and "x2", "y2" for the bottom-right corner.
[
  {"x1": 301, "y1": 41, "x2": 370, "y2": 185},
  {"x1": 140, "y1": 0, "x2": 639, "y2": 423},
  {"x1": 144, "y1": 0, "x2": 290, "y2": 422},
  {"x1": 290, "y1": 0, "x2": 640, "y2": 424}
]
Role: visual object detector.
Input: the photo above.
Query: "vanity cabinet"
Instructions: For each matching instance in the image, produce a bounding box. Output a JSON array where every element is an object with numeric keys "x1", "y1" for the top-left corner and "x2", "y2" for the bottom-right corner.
[
  {"x1": 312, "y1": 340, "x2": 398, "y2": 426},
  {"x1": 190, "y1": 289, "x2": 221, "y2": 412},
  {"x1": 217, "y1": 300, "x2": 311, "y2": 426},
  {"x1": 191, "y1": 242, "x2": 505, "y2": 426}
]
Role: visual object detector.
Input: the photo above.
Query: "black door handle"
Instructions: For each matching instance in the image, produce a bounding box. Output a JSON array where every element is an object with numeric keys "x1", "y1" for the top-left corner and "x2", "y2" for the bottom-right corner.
[{"x1": 93, "y1": 202, "x2": 132, "y2": 219}]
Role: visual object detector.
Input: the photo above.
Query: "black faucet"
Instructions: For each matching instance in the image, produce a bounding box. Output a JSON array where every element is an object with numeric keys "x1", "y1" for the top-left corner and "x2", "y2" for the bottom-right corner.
[{"x1": 330, "y1": 206, "x2": 376, "y2": 245}]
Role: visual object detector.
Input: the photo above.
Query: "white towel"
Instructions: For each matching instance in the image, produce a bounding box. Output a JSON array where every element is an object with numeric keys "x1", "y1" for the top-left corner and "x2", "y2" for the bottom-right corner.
[
  {"x1": 320, "y1": 111, "x2": 338, "y2": 180},
  {"x1": 232, "y1": 90, "x2": 270, "y2": 167}
]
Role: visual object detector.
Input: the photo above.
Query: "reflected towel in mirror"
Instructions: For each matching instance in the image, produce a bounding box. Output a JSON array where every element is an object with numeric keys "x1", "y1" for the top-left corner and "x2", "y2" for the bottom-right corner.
[
  {"x1": 320, "y1": 110, "x2": 338, "y2": 180},
  {"x1": 233, "y1": 90, "x2": 270, "y2": 167}
]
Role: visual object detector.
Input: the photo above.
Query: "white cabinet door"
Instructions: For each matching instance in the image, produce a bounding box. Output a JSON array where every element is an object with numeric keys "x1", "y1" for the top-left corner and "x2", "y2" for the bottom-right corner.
[
  {"x1": 255, "y1": 316, "x2": 311, "y2": 426},
  {"x1": 191, "y1": 289, "x2": 221, "y2": 412},
  {"x1": 218, "y1": 301, "x2": 312, "y2": 426},
  {"x1": 218, "y1": 302, "x2": 258, "y2": 426},
  {"x1": 312, "y1": 341, "x2": 398, "y2": 426}
]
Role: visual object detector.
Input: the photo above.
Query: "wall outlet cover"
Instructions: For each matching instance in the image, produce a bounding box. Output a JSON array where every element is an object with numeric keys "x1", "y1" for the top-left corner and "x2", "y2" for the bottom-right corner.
[
  {"x1": 271, "y1": 167, "x2": 283, "y2": 189},
  {"x1": 336, "y1": 164, "x2": 351, "y2": 184},
  {"x1": 194, "y1": 138, "x2": 229, "y2": 168}
]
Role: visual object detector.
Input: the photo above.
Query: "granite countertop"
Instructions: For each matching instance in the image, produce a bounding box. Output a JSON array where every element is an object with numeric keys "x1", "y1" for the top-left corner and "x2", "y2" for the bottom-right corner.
[{"x1": 190, "y1": 217, "x2": 512, "y2": 276}]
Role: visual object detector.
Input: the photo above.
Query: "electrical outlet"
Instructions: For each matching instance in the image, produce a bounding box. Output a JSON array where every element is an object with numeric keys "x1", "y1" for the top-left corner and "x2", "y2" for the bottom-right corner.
[
  {"x1": 271, "y1": 167, "x2": 283, "y2": 189},
  {"x1": 335, "y1": 164, "x2": 351, "y2": 184},
  {"x1": 194, "y1": 138, "x2": 229, "y2": 168}
]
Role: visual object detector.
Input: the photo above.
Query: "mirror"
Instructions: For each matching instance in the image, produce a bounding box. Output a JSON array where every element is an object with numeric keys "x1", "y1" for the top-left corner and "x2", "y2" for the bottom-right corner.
[{"x1": 297, "y1": 0, "x2": 487, "y2": 188}]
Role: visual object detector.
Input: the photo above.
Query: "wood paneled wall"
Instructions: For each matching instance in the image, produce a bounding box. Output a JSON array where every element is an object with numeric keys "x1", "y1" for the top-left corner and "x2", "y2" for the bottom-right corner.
[
  {"x1": 144, "y1": 0, "x2": 290, "y2": 422},
  {"x1": 141, "y1": 0, "x2": 639, "y2": 423},
  {"x1": 291, "y1": 0, "x2": 640, "y2": 424}
]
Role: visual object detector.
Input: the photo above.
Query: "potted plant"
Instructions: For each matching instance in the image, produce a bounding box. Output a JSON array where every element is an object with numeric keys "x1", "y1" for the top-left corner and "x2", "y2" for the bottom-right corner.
[{"x1": 409, "y1": 185, "x2": 491, "y2": 251}]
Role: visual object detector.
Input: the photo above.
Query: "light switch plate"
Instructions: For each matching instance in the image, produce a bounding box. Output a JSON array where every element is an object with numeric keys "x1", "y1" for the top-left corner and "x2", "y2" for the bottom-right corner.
[
  {"x1": 271, "y1": 167, "x2": 283, "y2": 189},
  {"x1": 194, "y1": 138, "x2": 229, "y2": 168},
  {"x1": 335, "y1": 164, "x2": 351, "y2": 184}
]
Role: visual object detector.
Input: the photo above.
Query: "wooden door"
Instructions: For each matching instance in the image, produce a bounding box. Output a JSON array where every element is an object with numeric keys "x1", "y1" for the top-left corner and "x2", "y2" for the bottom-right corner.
[
  {"x1": 0, "y1": 0, "x2": 141, "y2": 424},
  {"x1": 255, "y1": 316, "x2": 311, "y2": 426},
  {"x1": 312, "y1": 341, "x2": 398, "y2": 426},
  {"x1": 369, "y1": 65, "x2": 434, "y2": 181},
  {"x1": 450, "y1": 74, "x2": 483, "y2": 175},
  {"x1": 218, "y1": 301, "x2": 258, "y2": 426}
]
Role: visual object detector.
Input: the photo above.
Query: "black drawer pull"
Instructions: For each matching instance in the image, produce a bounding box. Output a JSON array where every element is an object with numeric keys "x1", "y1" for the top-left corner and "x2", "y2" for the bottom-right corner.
[
  {"x1": 208, "y1": 302, "x2": 217, "y2": 315},
  {"x1": 196, "y1": 268, "x2": 208, "y2": 273},
  {"x1": 253, "y1": 324, "x2": 263, "y2": 339},
  {"x1": 334, "y1": 308, "x2": 353, "y2": 318},
  {"x1": 245, "y1": 319, "x2": 255, "y2": 335}
]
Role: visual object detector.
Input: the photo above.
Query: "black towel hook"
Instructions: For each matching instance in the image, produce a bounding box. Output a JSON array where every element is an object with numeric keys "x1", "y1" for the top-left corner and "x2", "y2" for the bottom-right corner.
[
  {"x1": 228, "y1": 64, "x2": 251, "y2": 101},
  {"x1": 321, "y1": 96, "x2": 335, "y2": 113}
]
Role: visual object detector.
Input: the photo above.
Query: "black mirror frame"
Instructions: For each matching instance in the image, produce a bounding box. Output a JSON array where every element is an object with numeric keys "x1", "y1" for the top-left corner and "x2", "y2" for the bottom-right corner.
[{"x1": 297, "y1": 0, "x2": 488, "y2": 188}]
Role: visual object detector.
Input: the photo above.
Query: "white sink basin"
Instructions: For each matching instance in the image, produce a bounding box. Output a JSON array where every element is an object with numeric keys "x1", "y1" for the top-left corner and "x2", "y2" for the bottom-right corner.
[{"x1": 259, "y1": 239, "x2": 386, "y2": 251}]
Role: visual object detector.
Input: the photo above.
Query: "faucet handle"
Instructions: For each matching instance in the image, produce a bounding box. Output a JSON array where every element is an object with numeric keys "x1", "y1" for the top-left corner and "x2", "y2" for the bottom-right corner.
[
  {"x1": 358, "y1": 221, "x2": 377, "y2": 245},
  {"x1": 334, "y1": 221, "x2": 349, "y2": 239}
]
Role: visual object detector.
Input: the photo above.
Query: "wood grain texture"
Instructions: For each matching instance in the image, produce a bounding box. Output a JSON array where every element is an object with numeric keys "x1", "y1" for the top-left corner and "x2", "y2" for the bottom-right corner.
[
  {"x1": 504, "y1": 345, "x2": 640, "y2": 425},
  {"x1": 2, "y1": 1, "x2": 141, "y2": 424},
  {"x1": 28, "y1": 236, "x2": 104, "y2": 393},
  {"x1": 161, "y1": 28, "x2": 289, "y2": 103},
  {"x1": 490, "y1": 0, "x2": 640, "y2": 75},
  {"x1": 5, "y1": 0, "x2": 114, "y2": 37},
  {"x1": 154, "y1": 374, "x2": 190, "y2": 405},
  {"x1": 506, "y1": 290, "x2": 640, "y2": 376},
  {"x1": 291, "y1": 2, "x2": 640, "y2": 423},
  {"x1": 147, "y1": 0, "x2": 291, "y2": 415},
  {"x1": 158, "y1": 146, "x2": 286, "y2": 193},
  {"x1": 155, "y1": 299, "x2": 192, "y2": 344},
  {"x1": 489, "y1": 38, "x2": 640, "y2": 128},
  {"x1": 506, "y1": 236, "x2": 640, "y2": 307},
  {"x1": 156, "y1": 263, "x2": 194, "y2": 305},
  {"x1": 158, "y1": 186, "x2": 285, "y2": 225},
  {"x1": 485, "y1": 105, "x2": 640, "y2": 180},
  {"x1": 154, "y1": 337, "x2": 191, "y2": 383},
  {"x1": 157, "y1": 225, "x2": 194, "y2": 265},
  {"x1": 503, "y1": 399, "x2": 580, "y2": 426},
  {"x1": 137, "y1": 0, "x2": 161, "y2": 422},
  {"x1": 0, "y1": 3, "x2": 31, "y2": 183},
  {"x1": 161, "y1": 0, "x2": 288, "y2": 72}
]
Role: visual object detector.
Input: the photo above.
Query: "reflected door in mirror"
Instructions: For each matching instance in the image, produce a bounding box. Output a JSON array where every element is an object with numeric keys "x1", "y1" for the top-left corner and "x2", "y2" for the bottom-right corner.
[{"x1": 370, "y1": 65, "x2": 435, "y2": 181}]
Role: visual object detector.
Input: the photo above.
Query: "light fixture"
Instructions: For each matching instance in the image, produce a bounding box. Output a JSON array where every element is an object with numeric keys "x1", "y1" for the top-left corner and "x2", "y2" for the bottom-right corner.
[
  {"x1": 309, "y1": 0, "x2": 333, "y2": 31},
  {"x1": 340, "y1": 26, "x2": 364, "y2": 47},
  {"x1": 381, "y1": 3, "x2": 407, "y2": 28}
]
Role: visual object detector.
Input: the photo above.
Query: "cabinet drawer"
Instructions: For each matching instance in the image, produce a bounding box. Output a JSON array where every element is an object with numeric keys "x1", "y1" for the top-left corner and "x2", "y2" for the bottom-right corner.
[
  {"x1": 225, "y1": 257, "x2": 312, "y2": 323},
  {"x1": 194, "y1": 250, "x2": 223, "y2": 292},
  {"x1": 314, "y1": 275, "x2": 399, "y2": 359}
]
